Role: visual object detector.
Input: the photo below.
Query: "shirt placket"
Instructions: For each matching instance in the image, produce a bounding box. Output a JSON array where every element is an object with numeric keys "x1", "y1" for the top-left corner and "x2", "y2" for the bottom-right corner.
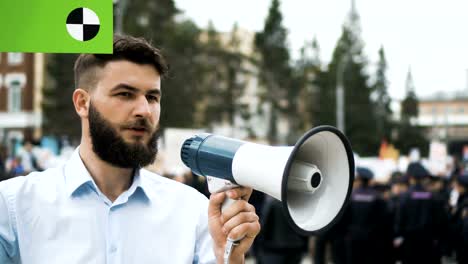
[{"x1": 107, "y1": 205, "x2": 120, "y2": 264}]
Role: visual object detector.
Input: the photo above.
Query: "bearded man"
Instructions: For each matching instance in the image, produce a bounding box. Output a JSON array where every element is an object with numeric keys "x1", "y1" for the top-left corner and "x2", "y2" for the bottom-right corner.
[{"x1": 0, "y1": 35, "x2": 260, "y2": 264}]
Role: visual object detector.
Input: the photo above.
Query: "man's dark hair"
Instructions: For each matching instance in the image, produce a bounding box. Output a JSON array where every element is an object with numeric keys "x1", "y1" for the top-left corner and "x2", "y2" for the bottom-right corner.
[{"x1": 74, "y1": 35, "x2": 168, "y2": 90}]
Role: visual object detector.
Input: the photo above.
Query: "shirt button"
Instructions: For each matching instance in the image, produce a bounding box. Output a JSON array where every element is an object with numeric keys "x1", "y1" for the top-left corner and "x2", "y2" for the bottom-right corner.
[{"x1": 110, "y1": 245, "x2": 117, "y2": 253}]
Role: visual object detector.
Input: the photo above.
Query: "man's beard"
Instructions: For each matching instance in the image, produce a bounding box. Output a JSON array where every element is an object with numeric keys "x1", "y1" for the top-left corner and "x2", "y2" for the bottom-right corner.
[{"x1": 88, "y1": 102, "x2": 159, "y2": 168}]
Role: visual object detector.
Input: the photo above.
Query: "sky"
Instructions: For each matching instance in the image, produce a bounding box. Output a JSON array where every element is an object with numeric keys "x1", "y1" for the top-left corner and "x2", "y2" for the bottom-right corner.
[{"x1": 175, "y1": 0, "x2": 468, "y2": 100}]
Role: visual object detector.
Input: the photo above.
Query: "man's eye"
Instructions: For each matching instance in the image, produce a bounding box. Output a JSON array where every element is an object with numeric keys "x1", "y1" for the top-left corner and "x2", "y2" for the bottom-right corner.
[
  {"x1": 117, "y1": 92, "x2": 132, "y2": 98},
  {"x1": 147, "y1": 95, "x2": 159, "y2": 102}
]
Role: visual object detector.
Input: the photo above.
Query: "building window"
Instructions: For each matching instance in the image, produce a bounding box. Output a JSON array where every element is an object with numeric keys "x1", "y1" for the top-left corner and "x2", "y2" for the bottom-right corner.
[
  {"x1": 8, "y1": 82, "x2": 22, "y2": 112},
  {"x1": 7, "y1": 53, "x2": 23, "y2": 65}
]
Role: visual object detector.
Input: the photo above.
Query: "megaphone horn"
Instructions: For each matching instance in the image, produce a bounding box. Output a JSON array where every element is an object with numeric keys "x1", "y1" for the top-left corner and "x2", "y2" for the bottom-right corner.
[{"x1": 180, "y1": 125, "x2": 354, "y2": 235}]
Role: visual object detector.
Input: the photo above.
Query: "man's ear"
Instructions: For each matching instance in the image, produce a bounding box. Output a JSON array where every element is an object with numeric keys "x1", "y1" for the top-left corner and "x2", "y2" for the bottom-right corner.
[{"x1": 73, "y1": 88, "x2": 90, "y2": 118}]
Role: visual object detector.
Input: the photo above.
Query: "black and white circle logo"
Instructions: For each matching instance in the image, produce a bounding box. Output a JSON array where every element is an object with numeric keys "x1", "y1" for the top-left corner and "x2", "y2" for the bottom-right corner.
[{"x1": 66, "y1": 7, "x2": 100, "y2": 42}]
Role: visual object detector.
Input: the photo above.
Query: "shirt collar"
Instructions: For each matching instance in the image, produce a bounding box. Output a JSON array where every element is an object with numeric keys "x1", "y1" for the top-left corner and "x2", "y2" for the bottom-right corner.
[
  {"x1": 64, "y1": 147, "x2": 151, "y2": 201},
  {"x1": 64, "y1": 147, "x2": 95, "y2": 197}
]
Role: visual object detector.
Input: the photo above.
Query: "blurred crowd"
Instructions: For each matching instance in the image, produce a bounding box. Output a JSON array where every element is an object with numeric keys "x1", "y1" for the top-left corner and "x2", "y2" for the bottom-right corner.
[
  {"x1": 2, "y1": 140, "x2": 467, "y2": 264},
  {"x1": 0, "y1": 140, "x2": 44, "y2": 181},
  {"x1": 302, "y1": 163, "x2": 468, "y2": 264},
  {"x1": 0, "y1": 138, "x2": 76, "y2": 181}
]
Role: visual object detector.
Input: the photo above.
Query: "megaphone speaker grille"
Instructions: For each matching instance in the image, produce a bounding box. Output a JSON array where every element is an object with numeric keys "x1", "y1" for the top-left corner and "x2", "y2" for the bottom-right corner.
[{"x1": 311, "y1": 173, "x2": 321, "y2": 188}]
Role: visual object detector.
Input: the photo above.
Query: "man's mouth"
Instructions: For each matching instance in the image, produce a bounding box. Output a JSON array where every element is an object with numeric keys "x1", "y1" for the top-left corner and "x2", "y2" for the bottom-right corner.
[
  {"x1": 131, "y1": 126, "x2": 147, "y2": 131},
  {"x1": 126, "y1": 126, "x2": 149, "y2": 135}
]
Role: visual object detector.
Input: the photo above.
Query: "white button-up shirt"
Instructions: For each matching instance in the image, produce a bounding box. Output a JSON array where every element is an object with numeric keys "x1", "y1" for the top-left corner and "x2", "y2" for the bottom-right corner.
[{"x1": 0, "y1": 148, "x2": 216, "y2": 264}]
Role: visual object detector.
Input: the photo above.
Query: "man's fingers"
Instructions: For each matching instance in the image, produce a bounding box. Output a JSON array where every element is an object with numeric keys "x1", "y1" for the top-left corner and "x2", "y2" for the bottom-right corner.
[
  {"x1": 208, "y1": 192, "x2": 226, "y2": 218},
  {"x1": 222, "y1": 200, "x2": 256, "y2": 223},
  {"x1": 227, "y1": 221, "x2": 261, "y2": 241},
  {"x1": 222, "y1": 212, "x2": 259, "y2": 235},
  {"x1": 226, "y1": 187, "x2": 253, "y2": 200}
]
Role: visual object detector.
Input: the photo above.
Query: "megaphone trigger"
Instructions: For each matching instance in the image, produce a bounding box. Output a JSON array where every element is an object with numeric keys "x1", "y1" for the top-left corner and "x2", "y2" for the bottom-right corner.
[{"x1": 206, "y1": 176, "x2": 241, "y2": 212}]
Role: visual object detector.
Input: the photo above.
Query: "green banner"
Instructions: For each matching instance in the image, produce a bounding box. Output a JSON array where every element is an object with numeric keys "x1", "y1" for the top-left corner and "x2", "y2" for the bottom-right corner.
[{"x1": 0, "y1": 0, "x2": 113, "y2": 53}]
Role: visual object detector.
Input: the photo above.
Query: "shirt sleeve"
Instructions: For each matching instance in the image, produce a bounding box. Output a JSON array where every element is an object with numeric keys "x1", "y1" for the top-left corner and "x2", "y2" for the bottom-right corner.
[
  {"x1": 193, "y1": 197, "x2": 216, "y2": 264},
  {"x1": 0, "y1": 185, "x2": 19, "y2": 263}
]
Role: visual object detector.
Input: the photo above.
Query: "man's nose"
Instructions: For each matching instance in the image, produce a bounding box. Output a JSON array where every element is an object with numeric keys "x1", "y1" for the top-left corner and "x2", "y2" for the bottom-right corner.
[{"x1": 133, "y1": 95, "x2": 152, "y2": 118}]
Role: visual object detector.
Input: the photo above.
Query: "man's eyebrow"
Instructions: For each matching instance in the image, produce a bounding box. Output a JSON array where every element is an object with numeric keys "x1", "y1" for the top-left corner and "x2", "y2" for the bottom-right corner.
[
  {"x1": 111, "y1": 84, "x2": 161, "y2": 96},
  {"x1": 147, "y1": 88, "x2": 161, "y2": 96}
]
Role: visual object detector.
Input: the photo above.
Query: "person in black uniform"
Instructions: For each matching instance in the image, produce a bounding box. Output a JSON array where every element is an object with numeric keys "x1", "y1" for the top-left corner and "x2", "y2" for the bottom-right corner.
[
  {"x1": 311, "y1": 204, "x2": 350, "y2": 264},
  {"x1": 345, "y1": 167, "x2": 388, "y2": 264},
  {"x1": 256, "y1": 195, "x2": 308, "y2": 264},
  {"x1": 450, "y1": 173, "x2": 468, "y2": 263},
  {"x1": 389, "y1": 175, "x2": 409, "y2": 263},
  {"x1": 428, "y1": 174, "x2": 451, "y2": 259},
  {"x1": 395, "y1": 162, "x2": 445, "y2": 264}
]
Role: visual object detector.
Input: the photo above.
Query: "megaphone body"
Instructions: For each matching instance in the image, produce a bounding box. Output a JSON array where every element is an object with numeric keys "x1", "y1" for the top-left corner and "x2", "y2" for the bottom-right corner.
[{"x1": 181, "y1": 125, "x2": 354, "y2": 235}]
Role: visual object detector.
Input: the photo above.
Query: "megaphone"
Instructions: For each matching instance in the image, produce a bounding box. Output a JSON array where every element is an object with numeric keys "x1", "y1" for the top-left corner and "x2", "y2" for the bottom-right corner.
[{"x1": 180, "y1": 125, "x2": 354, "y2": 235}]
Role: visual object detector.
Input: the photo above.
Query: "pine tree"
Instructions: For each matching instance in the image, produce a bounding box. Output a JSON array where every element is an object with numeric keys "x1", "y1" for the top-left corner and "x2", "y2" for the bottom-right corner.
[
  {"x1": 295, "y1": 37, "x2": 324, "y2": 133},
  {"x1": 401, "y1": 68, "x2": 418, "y2": 121},
  {"x1": 254, "y1": 0, "x2": 293, "y2": 144},
  {"x1": 158, "y1": 19, "x2": 204, "y2": 128},
  {"x1": 325, "y1": 2, "x2": 379, "y2": 155},
  {"x1": 123, "y1": 0, "x2": 179, "y2": 44},
  {"x1": 372, "y1": 46, "x2": 393, "y2": 142},
  {"x1": 395, "y1": 68, "x2": 428, "y2": 155},
  {"x1": 42, "y1": 54, "x2": 80, "y2": 141}
]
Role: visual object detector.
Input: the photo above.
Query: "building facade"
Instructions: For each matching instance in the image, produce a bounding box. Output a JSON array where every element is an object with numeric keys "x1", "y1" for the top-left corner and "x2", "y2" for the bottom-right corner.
[
  {"x1": 417, "y1": 92, "x2": 468, "y2": 157},
  {"x1": 417, "y1": 92, "x2": 468, "y2": 141},
  {"x1": 0, "y1": 53, "x2": 44, "y2": 149}
]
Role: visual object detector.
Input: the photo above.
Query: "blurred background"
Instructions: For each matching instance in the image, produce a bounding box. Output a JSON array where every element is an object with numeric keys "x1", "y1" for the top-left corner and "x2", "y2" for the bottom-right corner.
[{"x1": 0, "y1": 0, "x2": 468, "y2": 263}]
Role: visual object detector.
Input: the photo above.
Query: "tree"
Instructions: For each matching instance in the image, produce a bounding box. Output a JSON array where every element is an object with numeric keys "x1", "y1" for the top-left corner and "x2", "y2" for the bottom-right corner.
[
  {"x1": 42, "y1": 54, "x2": 81, "y2": 142},
  {"x1": 295, "y1": 37, "x2": 324, "y2": 133},
  {"x1": 158, "y1": 20, "x2": 204, "y2": 128},
  {"x1": 123, "y1": 0, "x2": 179, "y2": 45},
  {"x1": 372, "y1": 46, "x2": 393, "y2": 142},
  {"x1": 255, "y1": 0, "x2": 293, "y2": 144},
  {"x1": 395, "y1": 68, "x2": 428, "y2": 155},
  {"x1": 124, "y1": 0, "x2": 204, "y2": 128},
  {"x1": 401, "y1": 68, "x2": 418, "y2": 121},
  {"x1": 197, "y1": 21, "x2": 229, "y2": 126},
  {"x1": 325, "y1": 8, "x2": 379, "y2": 155}
]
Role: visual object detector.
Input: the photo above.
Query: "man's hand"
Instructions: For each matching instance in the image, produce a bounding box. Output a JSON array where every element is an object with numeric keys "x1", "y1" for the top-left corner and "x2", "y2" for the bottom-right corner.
[{"x1": 208, "y1": 187, "x2": 261, "y2": 264}]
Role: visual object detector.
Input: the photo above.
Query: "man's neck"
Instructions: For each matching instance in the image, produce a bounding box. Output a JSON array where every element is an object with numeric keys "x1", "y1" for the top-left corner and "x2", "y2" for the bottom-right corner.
[{"x1": 79, "y1": 143, "x2": 134, "y2": 202}]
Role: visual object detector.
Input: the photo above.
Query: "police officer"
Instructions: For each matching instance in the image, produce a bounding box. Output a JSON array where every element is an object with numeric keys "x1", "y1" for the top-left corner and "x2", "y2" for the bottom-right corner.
[
  {"x1": 346, "y1": 167, "x2": 388, "y2": 264},
  {"x1": 395, "y1": 162, "x2": 445, "y2": 264},
  {"x1": 450, "y1": 173, "x2": 468, "y2": 263}
]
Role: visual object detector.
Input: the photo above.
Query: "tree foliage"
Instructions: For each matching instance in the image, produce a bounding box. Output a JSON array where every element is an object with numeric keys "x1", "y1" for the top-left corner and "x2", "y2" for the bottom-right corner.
[
  {"x1": 197, "y1": 22, "x2": 247, "y2": 129},
  {"x1": 371, "y1": 46, "x2": 393, "y2": 142},
  {"x1": 295, "y1": 38, "x2": 324, "y2": 135},
  {"x1": 254, "y1": 0, "x2": 293, "y2": 144},
  {"x1": 124, "y1": 0, "x2": 204, "y2": 128},
  {"x1": 324, "y1": 26, "x2": 378, "y2": 155},
  {"x1": 395, "y1": 68, "x2": 428, "y2": 155},
  {"x1": 42, "y1": 54, "x2": 80, "y2": 141}
]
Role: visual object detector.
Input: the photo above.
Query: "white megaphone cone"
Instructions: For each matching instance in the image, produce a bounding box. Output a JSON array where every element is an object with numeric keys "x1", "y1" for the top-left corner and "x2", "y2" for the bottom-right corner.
[{"x1": 181, "y1": 125, "x2": 354, "y2": 235}]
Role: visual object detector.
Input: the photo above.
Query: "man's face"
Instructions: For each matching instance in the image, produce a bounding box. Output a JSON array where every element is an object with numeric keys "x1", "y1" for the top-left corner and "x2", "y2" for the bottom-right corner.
[{"x1": 87, "y1": 60, "x2": 161, "y2": 168}]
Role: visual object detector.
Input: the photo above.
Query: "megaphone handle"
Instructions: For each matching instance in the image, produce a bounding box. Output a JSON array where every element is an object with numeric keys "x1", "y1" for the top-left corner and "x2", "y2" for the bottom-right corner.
[
  {"x1": 221, "y1": 194, "x2": 243, "y2": 264},
  {"x1": 206, "y1": 176, "x2": 243, "y2": 264},
  {"x1": 221, "y1": 197, "x2": 238, "y2": 211}
]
